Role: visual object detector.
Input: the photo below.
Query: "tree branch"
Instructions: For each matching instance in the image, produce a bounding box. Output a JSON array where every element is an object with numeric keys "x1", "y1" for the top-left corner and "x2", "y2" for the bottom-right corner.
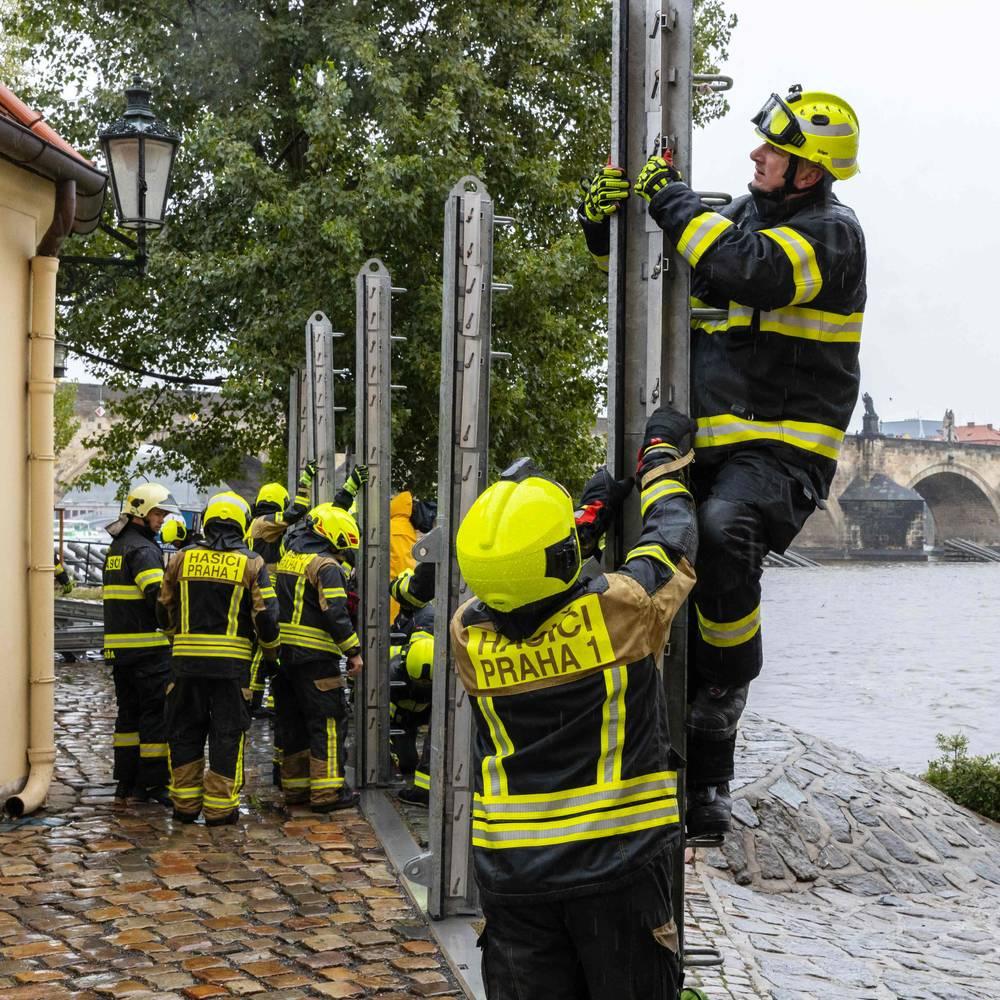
[{"x1": 71, "y1": 346, "x2": 225, "y2": 387}]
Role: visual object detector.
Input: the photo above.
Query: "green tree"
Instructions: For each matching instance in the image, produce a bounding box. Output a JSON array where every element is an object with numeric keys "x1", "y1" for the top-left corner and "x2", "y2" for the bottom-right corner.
[
  {"x1": 5, "y1": 0, "x2": 735, "y2": 498},
  {"x1": 54, "y1": 381, "x2": 80, "y2": 455}
]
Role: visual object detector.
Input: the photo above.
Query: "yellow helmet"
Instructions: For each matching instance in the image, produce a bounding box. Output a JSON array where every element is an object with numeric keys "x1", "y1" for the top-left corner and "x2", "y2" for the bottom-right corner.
[
  {"x1": 309, "y1": 503, "x2": 360, "y2": 551},
  {"x1": 405, "y1": 631, "x2": 434, "y2": 685},
  {"x1": 255, "y1": 482, "x2": 289, "y2": 509},
  {"x1": 203, "y1": 491, "x2": 252, "y2": 534},
  {"x1": 123, "y1": 482, "x2": 179, "y2": 519},
  {"x1": 161, "y1": 517, "x2": 188, "y2": 546},
  {"x1": 752, "y1": 85, "x2": 859, "y2": 180},
  {"x1": 456, "y1": 466, "x2": 580, "y2": 613}
]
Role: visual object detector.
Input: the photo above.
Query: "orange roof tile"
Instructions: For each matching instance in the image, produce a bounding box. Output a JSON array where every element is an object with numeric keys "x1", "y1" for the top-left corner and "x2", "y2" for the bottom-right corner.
[{"x1": 0, "y1": 82, "x2": 94, "y2": 166}]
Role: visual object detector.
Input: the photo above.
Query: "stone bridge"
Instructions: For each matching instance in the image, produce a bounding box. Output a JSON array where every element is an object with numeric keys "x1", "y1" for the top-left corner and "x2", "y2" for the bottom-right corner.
[{"x1": 797, "y1": 436, "x2": 1000, "y2": 552}]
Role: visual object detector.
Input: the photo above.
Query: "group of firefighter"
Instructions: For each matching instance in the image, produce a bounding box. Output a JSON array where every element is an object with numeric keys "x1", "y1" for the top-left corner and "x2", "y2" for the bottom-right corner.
[
  {"x1": 92, "y1": 85, "x2": 865, "y2": 1000},
  {"x1": 101, "y1": 462, "x2": 439, "y2": 823}
]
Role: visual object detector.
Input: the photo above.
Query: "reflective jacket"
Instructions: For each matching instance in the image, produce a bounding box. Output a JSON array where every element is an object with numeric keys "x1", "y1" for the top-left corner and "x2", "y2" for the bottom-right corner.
[
  {"x1": 102, "y1": 520, "x2": 169, "y2": 663},
  {"x1": 157, "y1": 525, "x2": 280, "y2": 679},
  {"x1": 451, "y1": 474, "x2": 696, "y2": 902},
  {"x1": 390, "y1": 605, "x2": 436, "y2": 718},
  {"x1": 275, "y1": 530, "x2": 361, "y2": 664},
  {"x1": 249, "y1": 511, "x2": 291, "y2": 573},
  {"x1": 581, "y1": 183, "x2": 866, "y2": 497}
]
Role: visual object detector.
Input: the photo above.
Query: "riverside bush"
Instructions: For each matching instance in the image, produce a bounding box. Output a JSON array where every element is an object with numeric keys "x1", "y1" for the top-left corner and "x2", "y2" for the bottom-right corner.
[{"x1": 924, "y1": 734, "x2": 1000, "y2": 823}]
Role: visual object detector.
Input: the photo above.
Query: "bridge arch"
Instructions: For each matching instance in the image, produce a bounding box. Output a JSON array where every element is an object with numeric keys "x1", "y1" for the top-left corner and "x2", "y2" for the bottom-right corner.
[{"x1": 907, "y1": 462, "x2": 1000, "y2": 545}]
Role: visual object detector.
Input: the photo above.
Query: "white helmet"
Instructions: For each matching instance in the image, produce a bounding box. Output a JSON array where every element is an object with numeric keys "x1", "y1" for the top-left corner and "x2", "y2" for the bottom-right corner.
[{"x1": 123, "y1": 483, "x2": 179, "y2": 519}]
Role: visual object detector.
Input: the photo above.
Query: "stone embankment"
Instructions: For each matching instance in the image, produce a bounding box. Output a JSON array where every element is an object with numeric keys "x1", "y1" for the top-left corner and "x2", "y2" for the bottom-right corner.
[{"x1": 688, "y1": 711, "x2": 1000, "y2": 999}]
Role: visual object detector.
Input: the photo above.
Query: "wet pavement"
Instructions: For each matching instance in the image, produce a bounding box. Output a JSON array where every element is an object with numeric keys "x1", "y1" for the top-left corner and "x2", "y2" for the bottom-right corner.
[{"x1": 0, "y1": 658, "x2": 461, "y2": 998}]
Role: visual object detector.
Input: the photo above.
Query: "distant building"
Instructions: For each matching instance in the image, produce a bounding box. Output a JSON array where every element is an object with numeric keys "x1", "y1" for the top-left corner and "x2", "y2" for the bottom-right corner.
[
  {"x1": 954, "y1": 422, "x2": 1000, "y2": 445},
  {"x1": 879, "y1": 418, "x2": 944, "y2": 440}
]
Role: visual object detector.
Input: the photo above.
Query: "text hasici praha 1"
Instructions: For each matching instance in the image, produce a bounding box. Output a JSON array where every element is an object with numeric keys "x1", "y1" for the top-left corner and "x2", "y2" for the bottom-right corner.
[{"x1": 467, "y1": 594, "x2": 615, "y2": 691}]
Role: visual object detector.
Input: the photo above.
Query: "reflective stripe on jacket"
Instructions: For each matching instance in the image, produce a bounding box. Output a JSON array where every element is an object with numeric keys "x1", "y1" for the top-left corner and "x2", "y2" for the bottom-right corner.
[
  {"x1": 276, "y1": 531, "x2": 360, "y2": 663},
  {"x1": 649, "y1": 182, "x2": 866, "y2": 495},
  {"x1": 157, "y1": 539, "x2": 280, "y2": 679},
  {"x1": 102, "y1": 521, "x2": 169, "y2": 662},
  {"x1": 451, "y1": 475, "x2": 696, "y2": 902}
]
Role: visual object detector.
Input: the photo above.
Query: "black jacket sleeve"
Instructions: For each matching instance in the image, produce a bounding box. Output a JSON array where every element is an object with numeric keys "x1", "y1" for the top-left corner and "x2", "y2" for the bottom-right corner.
[
  {"x1": 128, "y1": 541, "x2": 166, "y2": 613},
  {"x1": 648, "y1": 182, "x2": 863, "y2": 312},
  {"x1": 316, "y1": 560, "x2": 361, "y2": 655},
  {"x1": 577, "y1": 206, "x2": 611, "y2": 272},
  {"x1": 618, "y1": 476, "x2": 697, "y2": 598}
]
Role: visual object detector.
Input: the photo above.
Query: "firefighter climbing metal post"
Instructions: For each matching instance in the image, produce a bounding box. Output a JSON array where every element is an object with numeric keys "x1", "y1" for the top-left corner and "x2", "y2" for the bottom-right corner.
[
  {"x1": 406, "y1": 176, "x2": 500, "y2": 919},
  {"x1": 355, "y1": 259, "x2": 404, "y2": 788}
]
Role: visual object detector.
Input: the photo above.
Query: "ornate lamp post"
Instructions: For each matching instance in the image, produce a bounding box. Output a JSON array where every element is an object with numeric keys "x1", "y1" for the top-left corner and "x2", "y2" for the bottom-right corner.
[{"x1": 62, "y1": 77, "x2": 180, "y2": 276}]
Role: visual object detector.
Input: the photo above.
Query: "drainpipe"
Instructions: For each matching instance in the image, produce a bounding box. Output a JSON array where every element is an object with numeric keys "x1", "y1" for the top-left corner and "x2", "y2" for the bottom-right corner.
[{"x1": 5, "y1": 179, "x2": 76, "y2": 818}]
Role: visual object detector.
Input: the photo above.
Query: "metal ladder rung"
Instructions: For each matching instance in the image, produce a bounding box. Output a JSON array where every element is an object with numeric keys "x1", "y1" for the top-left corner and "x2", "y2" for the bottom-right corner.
[
  {"x1": 685, "y1": 832, "x2": 725, "y2": 849},
  {"x1": 693, "y1": 73, "x2": 733, "y2": 93},
  {"x1": 696, "y1": 191, "x2": 732, "y2": 207},
  {"x1": 685, "y1": 947, "x2": 724, "y2": 968}
]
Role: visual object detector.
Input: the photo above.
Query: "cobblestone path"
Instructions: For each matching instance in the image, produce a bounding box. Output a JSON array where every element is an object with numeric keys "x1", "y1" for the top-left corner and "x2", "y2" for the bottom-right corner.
[
  {"x1": 698, "y1": 713, "x2": 1000, "y2": 999},
  {"x1": 0, "y1": 660, "x2": 461, "y2": 999}
]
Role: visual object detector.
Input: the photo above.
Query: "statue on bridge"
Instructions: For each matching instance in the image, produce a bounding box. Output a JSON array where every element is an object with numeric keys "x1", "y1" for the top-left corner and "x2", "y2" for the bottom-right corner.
[
  {"x1": 942, "y1": 408, "x2": 956, "y2": 443},
  {"x1": 861, "y1": 392, "x2": 881, "y2": 438}
]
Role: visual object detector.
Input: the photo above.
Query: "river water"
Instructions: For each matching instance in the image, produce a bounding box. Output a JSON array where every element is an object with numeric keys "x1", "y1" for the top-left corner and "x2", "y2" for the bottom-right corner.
[{"x1": 749, "y1": 562, "x2": 999, "y2": 775}]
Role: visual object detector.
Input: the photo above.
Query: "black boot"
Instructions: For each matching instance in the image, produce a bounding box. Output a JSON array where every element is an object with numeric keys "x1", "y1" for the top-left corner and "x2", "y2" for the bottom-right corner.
[
  {"x1": 142, "y1": 786, "x2": 173, "y2": 808},
  {"x1": 397, "y1": 786, "x2": 429, "y2": 808},
  {"x1": 689, "y1": 684, "x2": 749, "y2": 739},
  {"x1": 114, "y1": 781, "x2": 132, "y2": 802},
  {"x1": 205, "y1": 810, "x2": 240, "y2": 827},
  {"x1": 686, "y1": 782, "x2": 732, "y2": 837}
]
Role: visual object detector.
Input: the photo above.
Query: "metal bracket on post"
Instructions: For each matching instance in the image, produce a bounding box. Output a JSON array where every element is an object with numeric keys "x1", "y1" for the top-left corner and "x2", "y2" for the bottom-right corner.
[
  {"x1": 354, "y1": 259, "x2": 400, "y2": 788},
  {"x1": 423, "y1": 175, "x2": 498, "y2": 920}
]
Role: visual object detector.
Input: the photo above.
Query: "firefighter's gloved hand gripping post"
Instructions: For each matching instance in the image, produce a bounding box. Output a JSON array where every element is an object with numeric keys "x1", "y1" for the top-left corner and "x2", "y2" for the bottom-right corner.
[{"x1": 450, "y1": 407, "x2": 697, "y2": 1000}]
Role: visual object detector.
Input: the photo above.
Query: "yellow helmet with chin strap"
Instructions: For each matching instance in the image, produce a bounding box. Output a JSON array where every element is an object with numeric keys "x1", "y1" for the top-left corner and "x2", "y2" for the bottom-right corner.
[
  {"x1": 123, "y1": 482, "x2": 180, "y2": 519},
  {"x1": 255, "y1": 482, "x2": 289, "y2": 509},
  {"x1": 752, "y1": 84, "x2": 859, "y2": 180},
  {"x1": 405, "y1": 631, "x2": 434, "y2": 685},
  {"x1": 456, "y1": 459, "x2": 581, "y2": 613},
  {"x1": 309, "y1": 503, "x2": 360, "y2": 552},
  {"x1": 203, "y1": 491, "x2": 252, "y2": 534}
]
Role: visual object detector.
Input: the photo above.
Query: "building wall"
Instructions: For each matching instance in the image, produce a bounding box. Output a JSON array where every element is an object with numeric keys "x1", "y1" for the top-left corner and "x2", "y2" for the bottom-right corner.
[{"x1": 0, "y1": 159, "x2": 54, "y2": 795}]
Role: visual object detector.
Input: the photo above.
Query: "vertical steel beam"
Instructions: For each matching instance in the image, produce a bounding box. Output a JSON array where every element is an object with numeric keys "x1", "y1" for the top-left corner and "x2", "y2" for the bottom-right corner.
[
  {"x1": 612, "y1": 0, "x2": 694, "y2": 960},
  {"x1": 355, "y1": 259, "x2": 395, "y2": 787},
  {"x1": 419, "y1": 176, "x2": 496, "y2": 919},
  {"x1": 287, "y1": 370, "x2": 302, "y2": 493},
  {"x1": 306, "y1": 311, "x2": 345, "y2": 498}
]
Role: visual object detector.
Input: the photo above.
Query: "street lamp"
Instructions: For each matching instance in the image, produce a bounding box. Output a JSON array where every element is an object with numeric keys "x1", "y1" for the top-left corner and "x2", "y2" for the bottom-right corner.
[
  {"x1": 101, "y1": 77, "x2": 180, "y2": 233},
  {"x1": 53, "y1": 340, "x2": 68, "y2": 379},
  {"x1": 61, "y1": 77, "x2": 180, "y2": 277}
]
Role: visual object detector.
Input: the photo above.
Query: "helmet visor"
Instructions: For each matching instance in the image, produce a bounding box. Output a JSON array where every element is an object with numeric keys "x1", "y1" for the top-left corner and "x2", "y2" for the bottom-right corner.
[{"x1": 752, "y1": 94, "x2": 805, "y2": 149}]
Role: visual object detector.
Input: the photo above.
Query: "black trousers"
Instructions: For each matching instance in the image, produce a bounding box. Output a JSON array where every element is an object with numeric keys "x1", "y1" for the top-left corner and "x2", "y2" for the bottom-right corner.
[
  {"x1": 389, "y1": 705, "x2": 431, "y2": 779},
  {"x1": 111, "y1": 654, "x2": 170, "y2": 790},
  {"x1": 479, "y1": 851, "x2": 681, "y2": 1000},
  {"x1": 278, "y1": 657, "x2": 348, "y2": 806},
  {"x1": 166, "y1": 675, "x2": 250, "y2": 822},
  {"x1": 688, "y1": 449, "x2": 816, "y2": 784}
]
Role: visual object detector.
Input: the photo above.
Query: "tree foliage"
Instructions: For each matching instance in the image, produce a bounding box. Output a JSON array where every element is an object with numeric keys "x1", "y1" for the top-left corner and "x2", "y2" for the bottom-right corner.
[
  {"x1": 54, "y1": 381, "x2": 80, "y2": 456},
  {"x1": 5, "y1": 0, "x2": 735, "y2": 499},
  {"x1": 925, "y1": 733, "x2": 1000, "y2": 823}
]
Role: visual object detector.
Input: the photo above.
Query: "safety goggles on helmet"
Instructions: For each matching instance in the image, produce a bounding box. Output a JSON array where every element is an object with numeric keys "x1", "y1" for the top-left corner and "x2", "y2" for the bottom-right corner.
[{"x1": 751, "y1": 93, "x2": 806, "y2": 150}]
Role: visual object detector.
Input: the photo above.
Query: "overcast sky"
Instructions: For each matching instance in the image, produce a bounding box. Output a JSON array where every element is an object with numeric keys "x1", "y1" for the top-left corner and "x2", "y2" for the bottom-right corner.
[{"x1": 693, "y1": 0, "x2": 999, "y2": 430}]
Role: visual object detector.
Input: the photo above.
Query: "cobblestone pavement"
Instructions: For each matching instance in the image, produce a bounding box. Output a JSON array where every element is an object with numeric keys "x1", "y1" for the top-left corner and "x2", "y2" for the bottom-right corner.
[
  {"x1": 12, "y1": 659, "x2": 997, "y2": 1000},
  {"x1": 697, "y1": 713, "x2": 1000, "y2": 999},
  {"x1": 0, "y1": 659, "x2": 461, "y2": 999}
]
